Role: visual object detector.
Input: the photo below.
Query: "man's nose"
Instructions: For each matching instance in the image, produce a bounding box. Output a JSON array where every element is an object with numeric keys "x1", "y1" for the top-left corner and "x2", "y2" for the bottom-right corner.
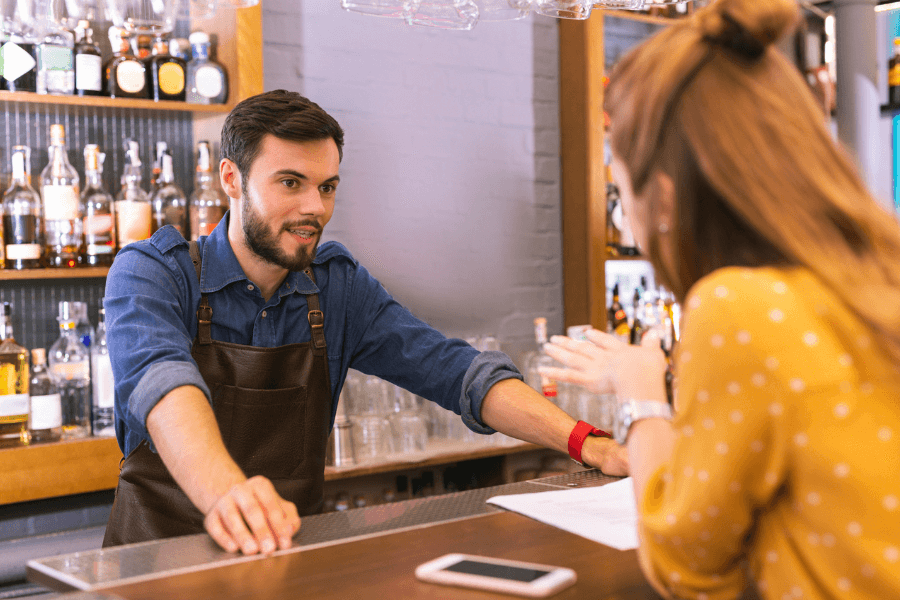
[{"x1": 298, "y1": 188, "x2": 326, "y2": 217}]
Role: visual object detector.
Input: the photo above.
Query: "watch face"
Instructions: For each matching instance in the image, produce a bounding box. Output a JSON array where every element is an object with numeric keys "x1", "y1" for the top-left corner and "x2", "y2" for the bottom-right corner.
[{"x1": 613, "y1": 403, "x2": 631, "y2": 445}]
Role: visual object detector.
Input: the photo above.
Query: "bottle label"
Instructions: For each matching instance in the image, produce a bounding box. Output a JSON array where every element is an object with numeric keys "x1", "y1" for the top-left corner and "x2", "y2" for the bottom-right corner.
[
  {"x1": 540, "y1": 375, "x2": 558, "y2": 399},
  {"x1": 86, "y1": 243, "x2": 115, "y2": 255},
  {"x1": 83, "y1": 214, "x2": 114, "y2": 236},
  {"x1": 75, "y1": 53, "x2": 102, "y2": 91},
  {"x1": 5, "y1": 244, "x2": 41, "y2": 260},
  {"x1": 38, "y1": 44, "x2": 74, "y2": 71},
  {"x1": 0, "y1": 394, "x2": 28, "y2": 419},
  {"x1": 43, "y1": 185, "x2": 80, "y2": 221},
  {"x1": 115, "y1": 200, "x2": 152, "y2": 246},
  {"x1": 158, "y1": 62, "x2": 185, "y2": 95},
  {"x1": 1, "y1": 42, "x2": 37, "y2": 82},
  {"x1": 30, "y1": 393, "x2": 63, "y2": 429},
  {"x1": 51, "y1": 361, "x2": 89, "y2": 381},
  {"x1": 91, "y1": 354, "x2": 115, "y2": 409},
  {"x1": 196, "y1": 65, "x2": 223, "y2": 99},
  {"x1": 891, "y1": 64, "x2": 900, "y2": 88},
  {"x1": 116, "y1": 60, "x2": 145, "y2": 94}
]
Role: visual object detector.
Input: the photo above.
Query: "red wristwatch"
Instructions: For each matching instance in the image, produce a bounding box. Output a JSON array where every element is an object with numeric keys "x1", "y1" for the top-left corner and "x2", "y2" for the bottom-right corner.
[{"x1": 568, "y1": 420, "x2": 610, "y2": 467}]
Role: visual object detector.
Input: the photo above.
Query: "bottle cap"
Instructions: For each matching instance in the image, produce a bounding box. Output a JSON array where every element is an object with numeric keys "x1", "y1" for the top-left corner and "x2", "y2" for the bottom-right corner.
[
  {"x1": 84, "y1": 144, "x2": 100, "y2": 170},
  {"x1": 50, "y1": 124, "x2": 66, "y2": 146},
  {"x1": 189, "y1": 31, "x2": 210, "y2": 45},
  {"x1": 1, "y1": 302, "x2": 11, "y2": 317},
  {"x1": 31, "y1": 348, "x2": 46, "y2": 365}
]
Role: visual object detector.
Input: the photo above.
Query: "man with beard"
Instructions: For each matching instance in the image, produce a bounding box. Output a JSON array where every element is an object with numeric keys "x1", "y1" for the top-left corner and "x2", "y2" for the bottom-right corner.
[{"x1": 102, "y1": 90, "x2": 628, "y2": 554}]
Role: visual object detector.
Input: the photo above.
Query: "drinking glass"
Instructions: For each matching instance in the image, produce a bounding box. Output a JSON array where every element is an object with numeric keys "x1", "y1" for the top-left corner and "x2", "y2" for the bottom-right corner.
[
  {"x1": 177, "y1": 0, "x2": 216, "y2": 20},
  {"x1": 105, "y1": 0, "x2": 178, "y2": 34},
  {"x1": 405, "y1": 0, "x2": 479, "y2": 31},
  {"x1": 327, "y1": 421, "x2": 356, "y2": 467},
  {"x1": 535, "y1": 0, "x2": 591, "y2": 20},
  {"x1": 476, "y1": 0, "x2": 528, "y2": 21},
  {"x1": 341, "y1": 0, "x2": 411, "y2": 19},
  {"x1": 390, "y1": 412, "x2": 428, "y2": 454},
  {"x1": 352, "y1": 415, "x2": 393, "y2": 462},
  {"x1": 592, "y1": 0, "x2": 644, "y2": 9}
]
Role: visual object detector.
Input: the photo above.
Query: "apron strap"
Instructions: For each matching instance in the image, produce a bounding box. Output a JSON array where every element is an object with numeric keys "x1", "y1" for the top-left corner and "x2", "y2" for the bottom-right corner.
[
  {"x1": 189, "y1": 241, "x2": 213, "y2": 345},
  {"x1": 304, "y1": 268, "x2": 326, "y2": 356}
]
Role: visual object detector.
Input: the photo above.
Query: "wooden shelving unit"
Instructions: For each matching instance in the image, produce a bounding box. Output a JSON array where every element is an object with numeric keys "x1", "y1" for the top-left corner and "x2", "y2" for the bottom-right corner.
[
  {"x1": 0, "y1": 267, "x2": 110, "y2": 281},
  {"x1": 0, "y1": 91, "x2": 231, "y2": 113}
]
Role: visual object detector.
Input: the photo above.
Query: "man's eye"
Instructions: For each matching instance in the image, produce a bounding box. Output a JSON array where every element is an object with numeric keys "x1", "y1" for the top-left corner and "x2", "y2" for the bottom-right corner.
[
  {"x1": 320, "y1": 185, "x2": 336, "y2": 194},
  {"x1": 281, "y1": 179, "x2": 298, "y2": 188}
]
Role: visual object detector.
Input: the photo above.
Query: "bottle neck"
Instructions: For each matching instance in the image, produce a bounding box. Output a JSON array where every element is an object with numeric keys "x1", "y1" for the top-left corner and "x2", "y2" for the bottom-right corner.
[
  {"x1": 85, "y1": 169, "x2": 103, "y2": 188},
  {"x1": 10, "y1": 152, "x2": 28, "y2": 185},
  {"x1": 59, "y1": 320, "x2": 76, "y2": 333},
  {"x1": 191, "y1": 43, "x2": 210, "y2": 61},
  {"x1": 48, "y1": 144, "x2": 71, "y2": 168},
  {"x1": 2, "y1": 317, "x2": 13, "y2": 341}
]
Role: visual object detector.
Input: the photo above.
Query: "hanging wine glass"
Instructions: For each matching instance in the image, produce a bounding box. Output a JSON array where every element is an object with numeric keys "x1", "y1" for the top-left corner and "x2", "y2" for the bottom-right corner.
[
  {"x1": 219, "y1": 0, "x2": 260, "y2": 7},
  {"x1": 341, "y1": 0, "x2": 412, "y2": 20},
  {"x1": 476, "y1": 0, "x2": 529, "y2": 22},
  {"x1": 535, "y1": 0, "x2": 592, "y2": 20},
  {"x1": 62, "y1": 0, "x2": 106, "y2": 26},
  {"x1": 177, "y1": 0, "x2": 216, "y2": 21},
  {"x1": 592, "y1": 0, "x2": 644, "y2": 9},
  {"x1": 405, "y1": 0, "x2": 479, "y2": 30},
  {"x1": 105, "y1": 0, "x2": 179, "y2": 34}
]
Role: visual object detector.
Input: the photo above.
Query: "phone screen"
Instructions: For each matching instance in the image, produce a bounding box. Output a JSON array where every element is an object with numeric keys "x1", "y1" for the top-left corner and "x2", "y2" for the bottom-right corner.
[{"x1": 443, "y1": 559, "x2": 551, "y2": 583}]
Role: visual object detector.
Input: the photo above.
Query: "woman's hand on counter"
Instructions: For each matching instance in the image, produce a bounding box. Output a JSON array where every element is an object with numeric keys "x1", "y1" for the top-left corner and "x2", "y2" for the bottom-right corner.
[{"x1": 204, "y1": 475, "x2": 301, "y2": 555}]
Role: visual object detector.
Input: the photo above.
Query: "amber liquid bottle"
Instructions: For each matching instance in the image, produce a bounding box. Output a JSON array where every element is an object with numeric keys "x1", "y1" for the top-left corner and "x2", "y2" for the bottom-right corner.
[
  {"x1": 890, "y1": 38, "x2": 900, "y2": 106},
  {"x1": 0, "y1": 303, "x2": 30, "y2": 448},
  {"x1": 105, "y1": 26, "x2": 148, "y2": 99},
  {"x1": 146, "y1": 36, "x2": 186, "y2": 102}
]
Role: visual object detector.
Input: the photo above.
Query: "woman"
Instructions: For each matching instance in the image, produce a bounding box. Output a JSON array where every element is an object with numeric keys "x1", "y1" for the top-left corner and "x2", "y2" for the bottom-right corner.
[{"x1": 541, "y1": 0, "x2": 900, "y2": 598}]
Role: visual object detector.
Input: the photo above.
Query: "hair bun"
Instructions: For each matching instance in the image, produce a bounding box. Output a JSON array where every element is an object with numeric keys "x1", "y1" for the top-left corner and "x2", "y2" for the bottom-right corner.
[{"x1": 697, "y1": 0, "x2": 800, "y2": 60}]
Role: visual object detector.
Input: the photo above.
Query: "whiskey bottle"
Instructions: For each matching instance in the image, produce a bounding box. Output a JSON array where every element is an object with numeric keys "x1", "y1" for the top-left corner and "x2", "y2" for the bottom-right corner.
[
  {"x1": 29, "y1": 348, "x2": 62, "y2": 443},
  {"x1": 186, "y1": 31, "x2": 227, "y2": 104},
  {"x1": 35, "y1": 10, "x2": 75, "y2": 95},
  {"x1": 104, "y1": 26, "x2": 147, "y2": 99},
  {"x1": 630, "y1": 285, "x2": 646, "y2": 345},
  {"x1": 91, "y1": 301, "x2": 115, "y2": 437},
  {"x1": 605, "y1": 173, "x2": 621, "y2": 257},
  {"x1": 81, "y1": 145, "x2": 117, "y2": 266},
  {"x1": 2, "y1": 146, "x2": 44, "y2": 269},
  {"x1": 49, "y1": 302, "x2": 91, "y2": 440},
  {"x1": 41, "y1": 124, "x2": 83, "y2": 268},
  {"x1": 146, "y1": 35, "x2": 186, "y2": 102},
  {"x1": 73, "y1": 20, "x2": 103, "y2": 97},
  {"x1": 115, "y1": 140, "x2": 152, "y2": 247},
  {"x1": 1, "y1": 16, "x2": 39, "y2": 93},
  {"x1": 152, "y1": 152, "x2": 189, "y2": 236},
  {"x1": 189, "y1": 141, "x2": 229, "y2": 240},
  {"x1": 0, "y1": 303, "x2": 30, "y2": 448},
  {"x1": 607, "y1": 282, "x2": 630, "y2": 342}
]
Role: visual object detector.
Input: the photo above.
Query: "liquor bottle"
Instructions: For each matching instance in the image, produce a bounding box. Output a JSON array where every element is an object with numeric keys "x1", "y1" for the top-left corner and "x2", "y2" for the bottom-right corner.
[
  {"x1": 150, "y1": 141, "x2": 168, "y2": 193},
  {"x1": 610, "y1": 189, "x2": 640, "y2": 257},
  {"x1": 607, "y1": 283, "x2": 630, "y2": 342},
  {"x1": 2, "y1": 146, "x2": 44, "y2": 269},
  {"x1": 186, "y1": 31, "x2": 228, "y2": 104},
  {"x1": 41, "y1": 124, "x2": 83, "y2": 268},
  {"x1": 72, "y1": 302, "x2": 95, "y2": 349},
  {"x1": 151, "y1": 152, "x2": 189, "y2": 236},
  {"x1": 0, "y1": 13, "x2": 39, "y2": 93},
  {"x1": 48, "y1": 301, "x2": 91, "y2": 439},
  {"x1": 81, "y1": 145, "x2": 117, "y2": 266},
  {"x1": 146, "y1": 35, "x2": 186, "y2": 102},
  {"x1": 35, "y1": 10, "x2": 75, "y2": 95},
  {"x1": 523, "y1": 317, "x2": 559, "y2": 403},
  {"x1": 890, "y1": 38, "x2": 900, "y2": 107},
  {"x1": 91, "y1": 301, "x2": 115, "y2": 437},
  {"x1": 104, "y1": 26, "x2": 147, "y2": 99},
  {"x1": 189, "y1": 141, "x2": 229, "y2": 240},
  {"x1": 605, "y1": 168, "x2": 620, "y2": 256},
  {"x1": 73, "y1": 20, "x2": 103, "y2": 97},
  {"x1": 168, "y1": 38, "x2": 190, "y2": 62},
  {"x1": 29, "y1": 348, "x2": 62, "y2": 443},
  {"x1": 133, "y1": 34, "x2": 152, "y2": 60},
  {"x1": 630, "y1": 286, "x2": 646, "y2": 345},
  {"x1": 0, "y1": 303, "x2": 30, "y2": 448},
  {"x1": 115, "y1": 140, "x2": 152, "y2": 248}
]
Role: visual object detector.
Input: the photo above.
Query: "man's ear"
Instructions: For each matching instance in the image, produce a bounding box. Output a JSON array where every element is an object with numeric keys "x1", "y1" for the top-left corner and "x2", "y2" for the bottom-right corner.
[{"x1": 220, "y1": 158, "x2": 242, "y2": 201}]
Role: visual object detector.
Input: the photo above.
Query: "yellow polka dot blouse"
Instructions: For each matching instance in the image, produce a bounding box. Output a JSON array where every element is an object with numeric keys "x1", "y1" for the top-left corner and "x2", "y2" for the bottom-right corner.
[{"x1": 639, "y1": 267, "x2": 900, "y2": 599}]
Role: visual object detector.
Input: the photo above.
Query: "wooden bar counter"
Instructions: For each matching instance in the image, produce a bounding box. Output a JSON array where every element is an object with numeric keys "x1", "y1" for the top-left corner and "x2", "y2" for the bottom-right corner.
[{"x1": 28, "y1": 471, "x2": 661, "y2": 600}]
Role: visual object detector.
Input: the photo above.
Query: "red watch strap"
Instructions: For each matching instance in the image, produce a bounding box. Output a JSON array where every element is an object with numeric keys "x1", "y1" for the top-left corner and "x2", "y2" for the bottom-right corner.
[{"x1": 568, "y1": 420, "x2": 610, "y2": 466}]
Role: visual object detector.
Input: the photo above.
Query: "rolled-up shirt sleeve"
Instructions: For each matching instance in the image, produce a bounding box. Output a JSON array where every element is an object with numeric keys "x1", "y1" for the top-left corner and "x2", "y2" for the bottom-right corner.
[
  {"x1": 460, "y1": 350, "x2": 524, "y2": 434},
  {"x1": 105, "y1": 230, "x2": 208, "y2": 454}
]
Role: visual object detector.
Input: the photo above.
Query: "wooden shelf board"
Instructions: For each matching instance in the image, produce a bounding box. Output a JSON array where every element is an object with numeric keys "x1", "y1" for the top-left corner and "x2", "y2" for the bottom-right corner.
[
  {"x1": 604, "y1": 9, "x2": 679, "y2": 26},
  {"x1": 0, "y1": 267, "x2": 110, "y2": 281},
  {"x1": 0, "y1": 91, "x2": 231, "y2": 113},
  {"x1": 324, "y1": 439, "x2": 542, "y2": 481},
  {"x1": 0, "y1": 437, "x2": 122, "y2": 505},
  {"x1": 605, "y1": 251, "x2": 647, "y2": 261}
]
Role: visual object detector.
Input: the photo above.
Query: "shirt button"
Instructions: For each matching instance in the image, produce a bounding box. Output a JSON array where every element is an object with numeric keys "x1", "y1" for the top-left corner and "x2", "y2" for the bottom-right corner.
[
  {"x1": 247, "y1": 284, "x2": 254, "y2": 291},
  {"x1": 262, "y1": 311, "x2": 267, "y2": 318}
]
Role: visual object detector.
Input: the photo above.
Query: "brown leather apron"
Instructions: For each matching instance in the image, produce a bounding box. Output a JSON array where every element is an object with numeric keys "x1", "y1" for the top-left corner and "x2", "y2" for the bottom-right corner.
[{"x1": 103, "y1": 241, "x2": 332, "y2": 547}]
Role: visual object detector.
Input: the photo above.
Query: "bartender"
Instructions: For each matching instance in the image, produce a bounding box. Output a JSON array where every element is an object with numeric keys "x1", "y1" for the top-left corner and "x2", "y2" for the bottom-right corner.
[{"x1": 102, "y1": 89, "x2": 628, "y2": 555}]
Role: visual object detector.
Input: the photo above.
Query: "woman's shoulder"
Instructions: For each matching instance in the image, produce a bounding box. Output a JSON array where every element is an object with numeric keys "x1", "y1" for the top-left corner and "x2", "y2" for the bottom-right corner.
[{"x1": 684, "y1": 266, "x2": 821, "y2": 317}]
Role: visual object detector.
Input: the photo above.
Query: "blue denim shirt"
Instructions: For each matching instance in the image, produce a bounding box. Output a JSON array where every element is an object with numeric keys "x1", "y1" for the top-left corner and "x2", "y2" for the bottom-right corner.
[{"x1": 104, "y1": 213, "x2": 521, "y2": 457}]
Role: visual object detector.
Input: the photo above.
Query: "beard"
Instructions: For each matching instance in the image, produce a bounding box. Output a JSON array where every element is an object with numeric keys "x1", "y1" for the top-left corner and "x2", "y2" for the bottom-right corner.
[{"x1": 242, "y1": 193, "x2": 321, "y2": 272}]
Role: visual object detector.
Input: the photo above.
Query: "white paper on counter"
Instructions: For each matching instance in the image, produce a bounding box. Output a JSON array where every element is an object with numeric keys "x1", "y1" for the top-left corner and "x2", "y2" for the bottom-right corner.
[{"x1": 487, "y1": 477, "x2": 639, "y2": 551}]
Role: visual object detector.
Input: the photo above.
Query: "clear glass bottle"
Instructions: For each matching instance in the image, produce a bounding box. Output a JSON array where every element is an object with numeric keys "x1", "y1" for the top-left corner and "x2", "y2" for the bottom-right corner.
[
  {"x1": 2, "y1": 146, "x2": 45, "y2": 270},
  {"x1": 523, "y1": 317, "x2": 560, "y2": 404},
  {"x1": 73, "y1": 19, "x2": 102, "y2": 97},
  {"x1": 152, "y1": 152, "x2": 189, "y2": 237},
  {"x1": 0, "y1": 7, "x2": 39, "y2": 93},
  {"x1": 104, "y1": 26, "x2": 147, "y2": 99},
  {"x1": 189, "y1": 141, "x2": 228, "y2": 240},
  {"x1": 115, "y1": 140, "x2": 152, "y2": 248},
  {"x1": 72, "y1": 301, "x2": 95, "y2": 349},
  {"x1": 29, "y1": 348, "x2": 62, "y2": 443},
  {"x1": 41, "y1": 124, "x2": 83, "y2": 268},
  {"x1": 0, "y1": 303, "x2": 30, "y2": 447},
  {"x1": 150, "y1": 141, "x2": 168, "y2": 194},
  {"x1": 48, "y1": 301, "x2": 91, "y2": 440},
  {"x1": 81, "y1": 144, "x2": 117, "y2": 266},
  {"x1": 91, "y1": 301, "x2": 115, "y2": 437},
  {"x1": 185, "y1": 31, "x2": 227, "y2": 104},
  {"x1": 146, "y1": 35, "x2": 186, "y2": 101},
  {"x1": 35, "y1": 5, "x2": 75, "y2": 95}
]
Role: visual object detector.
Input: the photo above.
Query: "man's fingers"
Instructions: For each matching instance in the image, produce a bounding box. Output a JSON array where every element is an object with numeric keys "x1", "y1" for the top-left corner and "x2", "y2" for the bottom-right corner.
[{"x1": 204, "y1": 511, "x2": 239, "y2": 553}]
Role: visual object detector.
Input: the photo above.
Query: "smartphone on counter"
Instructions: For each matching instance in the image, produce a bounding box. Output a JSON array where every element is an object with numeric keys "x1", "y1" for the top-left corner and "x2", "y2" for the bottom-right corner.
[{"x1": 415, "y1": 553, "x2": 577, "y2": 598}]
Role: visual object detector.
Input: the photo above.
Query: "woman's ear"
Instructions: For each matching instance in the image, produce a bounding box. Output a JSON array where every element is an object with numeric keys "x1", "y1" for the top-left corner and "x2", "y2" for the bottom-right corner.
[
  {"x1": 652, "y1": 170, "x2": 676, "y2": 234},
  {"x1": 220, "y1": 158, "x2": 242, "y2": 201}
]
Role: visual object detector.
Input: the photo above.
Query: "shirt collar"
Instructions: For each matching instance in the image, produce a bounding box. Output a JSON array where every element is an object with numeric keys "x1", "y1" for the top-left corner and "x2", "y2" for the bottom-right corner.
[{"x1": 200, "y1": 211, "x2": 319, "y2": 296}]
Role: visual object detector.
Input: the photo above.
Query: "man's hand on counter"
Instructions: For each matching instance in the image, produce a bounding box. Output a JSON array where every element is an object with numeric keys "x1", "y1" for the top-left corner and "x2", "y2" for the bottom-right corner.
[
  {"x1": 582, "y1": 436, "x2": 628, "y2": 476},
  {"x1": 204, "y1": 476, "x2": 300, "y2": 555}
]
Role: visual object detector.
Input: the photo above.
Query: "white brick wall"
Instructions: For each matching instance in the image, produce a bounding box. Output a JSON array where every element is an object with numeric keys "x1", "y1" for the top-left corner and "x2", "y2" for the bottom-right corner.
[{"x1": 262, "y1": 3, "x2": 564, "y2": 366}]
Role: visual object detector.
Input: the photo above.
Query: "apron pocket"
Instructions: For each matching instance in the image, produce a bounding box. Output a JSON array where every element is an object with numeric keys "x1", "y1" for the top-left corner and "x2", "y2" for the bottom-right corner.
[{"x1": 214, "y1": 384, "x2": 308, "y2": 480}]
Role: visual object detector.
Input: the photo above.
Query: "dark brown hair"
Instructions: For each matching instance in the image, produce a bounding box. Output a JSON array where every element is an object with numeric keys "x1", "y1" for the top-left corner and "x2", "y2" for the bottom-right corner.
[{"x1": 221, "y1": 89, "x2": 345, "y2": 189}]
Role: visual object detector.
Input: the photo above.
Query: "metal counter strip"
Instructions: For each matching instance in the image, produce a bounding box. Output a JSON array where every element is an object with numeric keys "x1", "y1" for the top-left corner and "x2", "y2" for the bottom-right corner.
[{"x1": 27, "y1": 470, "x2": 621, "y2": 593}]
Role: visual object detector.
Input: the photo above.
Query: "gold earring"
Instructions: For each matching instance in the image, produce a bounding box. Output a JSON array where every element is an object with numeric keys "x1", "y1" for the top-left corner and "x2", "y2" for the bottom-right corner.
[{"x1": 658, "y1": 221, "x2": 670, "y2": 234}]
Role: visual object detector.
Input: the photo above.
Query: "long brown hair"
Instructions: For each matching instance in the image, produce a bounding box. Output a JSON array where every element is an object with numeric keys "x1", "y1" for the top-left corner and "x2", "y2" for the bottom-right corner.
[{"x1": 606, "y1": 0, "x2": 900, "y2": 363}]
